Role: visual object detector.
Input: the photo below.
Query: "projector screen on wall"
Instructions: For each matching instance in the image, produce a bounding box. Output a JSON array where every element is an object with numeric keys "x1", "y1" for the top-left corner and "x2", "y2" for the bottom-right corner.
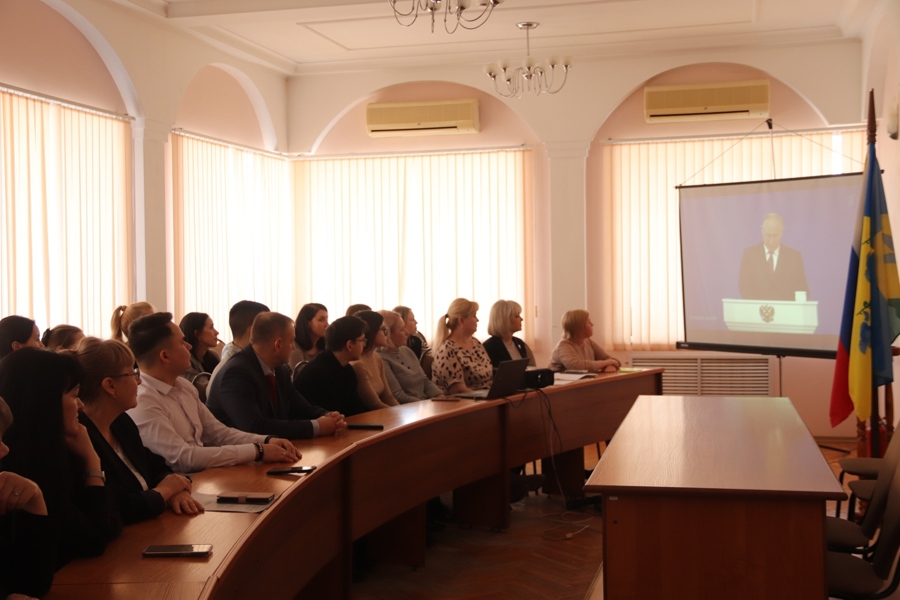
[{"x1": 677, "y1": 173, "x2": 863, "y2": 359}]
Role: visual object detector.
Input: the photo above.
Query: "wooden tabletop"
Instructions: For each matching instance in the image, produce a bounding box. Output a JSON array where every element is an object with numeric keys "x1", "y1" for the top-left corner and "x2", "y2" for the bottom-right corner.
[
  {"x1": 585, "y1": 395, "x2": 846, "y2": 499},
  {"x1": 46, "y1": 370, "x2": 663, "y2": 599}
]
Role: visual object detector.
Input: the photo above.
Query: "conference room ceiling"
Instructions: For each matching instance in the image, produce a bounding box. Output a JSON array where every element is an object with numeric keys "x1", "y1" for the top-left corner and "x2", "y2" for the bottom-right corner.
[{"x1": 120, "y1": 0, "x2": 874, "y2": 75}]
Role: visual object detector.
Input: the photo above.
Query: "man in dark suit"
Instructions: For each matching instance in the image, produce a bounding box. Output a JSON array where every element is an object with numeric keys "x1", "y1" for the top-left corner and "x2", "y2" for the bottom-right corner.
[
  {"x1": 738, "y1": 213, "x2": 810, "y2": 301},
  {"x1": 207, "y1": 312, "x2": 345, "y2": 439}
]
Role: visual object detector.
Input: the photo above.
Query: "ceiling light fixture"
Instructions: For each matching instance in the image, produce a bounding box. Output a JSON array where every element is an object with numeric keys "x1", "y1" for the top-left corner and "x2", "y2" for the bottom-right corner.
[
  {"x1": 485, "y1": 22, "x2": 572, "y2": 98},
  {"x1": 389, "y1": 0, "x2": 502, "y2": 34}
]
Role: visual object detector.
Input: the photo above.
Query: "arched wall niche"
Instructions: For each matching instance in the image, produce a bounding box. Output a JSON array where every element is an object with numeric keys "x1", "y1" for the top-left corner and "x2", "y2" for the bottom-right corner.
[
  {"x1": 593, "y1": 62, "x2": 828, "y2": 144},
  {"x1": 311, "y1": 80, "x2": 542, "y2": 156},
  {"x1": 175, "y1": 65, "x2": 270, "y2": 150},
  {"x1": 0, "y1": 0, "x2": 126, "y2": 113}
]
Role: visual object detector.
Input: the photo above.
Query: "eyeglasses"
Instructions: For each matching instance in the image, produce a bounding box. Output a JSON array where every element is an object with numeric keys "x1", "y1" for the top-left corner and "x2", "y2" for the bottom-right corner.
[
  {"x1": 355, "y1": 337, "x2": 367, "y2": 345},
  {"x1": 380, "y1": 327, "x2": 390, "y2": 335},
  {"x1": 112, "y1": 368, "x2": 141, "y2": 381}
]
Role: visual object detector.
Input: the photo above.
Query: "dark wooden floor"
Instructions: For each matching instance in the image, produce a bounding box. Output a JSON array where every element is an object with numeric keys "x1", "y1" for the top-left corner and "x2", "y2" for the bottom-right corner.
[{"x1": 353, "y1": 441, "x2": 857, "y2": 600}]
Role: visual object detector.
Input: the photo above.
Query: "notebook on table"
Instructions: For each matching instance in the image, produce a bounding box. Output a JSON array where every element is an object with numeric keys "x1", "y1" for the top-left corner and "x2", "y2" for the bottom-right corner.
[{"x1": 451, "y1": 358, "x2": 530, "y2": 399}]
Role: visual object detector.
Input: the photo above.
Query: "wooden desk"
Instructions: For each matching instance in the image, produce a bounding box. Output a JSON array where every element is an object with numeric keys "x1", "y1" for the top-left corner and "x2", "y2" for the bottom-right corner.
[
  {"x1": 585, "y1": 395, "x2": 846, "y2": 600},
  {"x1": 46, "y1": 369, "x2": 662, "y2": 600}
]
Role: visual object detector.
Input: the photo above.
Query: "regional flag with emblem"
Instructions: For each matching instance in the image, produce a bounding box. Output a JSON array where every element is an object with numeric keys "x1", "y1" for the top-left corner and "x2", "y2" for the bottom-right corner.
[{"x1": 830, "y1": 140, "x2": 900, "y2": 427}]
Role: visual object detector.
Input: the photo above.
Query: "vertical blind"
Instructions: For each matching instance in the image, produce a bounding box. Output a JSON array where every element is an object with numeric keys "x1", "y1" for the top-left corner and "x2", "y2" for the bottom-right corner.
[
  {"x1": 171, "y1": 133, "x2": 296, "y2": 333},
  {"x1": 595, "y1": 130, "x2": 866, "y2": 351},
  {"x1": 0, "y1": 90, "x2": 132, "y2": 337},
  {"x1": 294, "y1": 150, "x2": 528, "y2": 341}
]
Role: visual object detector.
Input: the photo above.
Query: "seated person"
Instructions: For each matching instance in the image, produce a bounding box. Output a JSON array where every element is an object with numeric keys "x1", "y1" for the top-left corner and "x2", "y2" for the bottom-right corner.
[
  {"x1": 294, "y1": 316, "x2": 369, "y2": 417},
  {"x1": 351, "y1": 311, "x2": 400, "y2": 410},
  {"x1": 0, "y1": 348, "x2": 122, "y2": 568},
  {"x1": 207, "y1": 312, "x2": 345, "y2": 439},
  {"x1": 0, "y1": 396, "x2": 55, "y2": 600},
  {"x1": 289, "y1": 303, "x2": 328, "y2": 368},
  {"x1": 179, "y1": 312, "x2": 221, "y2": 380},
  {"x1": 377, "y1": 310, "x2": 443, "y2": 403},
  {"x1": 208, "y1": 300, "x2": 270, "y2": 389},
  {"x1": 41, "y1": 324, "x2": 85, "y2": 351},
  {"x1": 345, "y1": 303, "x2": 371, "y2": 317},
  {"x1": 482, "y1": 300, "x2": 535, "y2": 369},
  {"x1": 431, "y1": 298, "x2": 493, "y2": 395},
  {"x1": 76, "y1": 337, "x2": 203, "y2": 524},
  {"x1": 549, "y1": 310, "x2": 620, "y2": 373},
  {"x1": 125, "y1": 312, "x2": 300, "y2": 473},
  {"x1": 110, "y1": 302, "x2": 154, "y2": 342},
  {"x1": 0, "y1": 315, "x2": 43, "y2": 360},
  {"x1": 393, "y1": 305, "x2": 431, "y2": 360}
]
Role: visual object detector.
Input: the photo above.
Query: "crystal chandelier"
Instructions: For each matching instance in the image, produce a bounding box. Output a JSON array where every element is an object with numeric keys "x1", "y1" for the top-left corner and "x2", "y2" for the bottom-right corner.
[
  {"x1": 485, "y1": 22, "x2": 572, "y2": 98},
  {"x1": 389, "y1": 0, "x2": 502, "y2": 34}
]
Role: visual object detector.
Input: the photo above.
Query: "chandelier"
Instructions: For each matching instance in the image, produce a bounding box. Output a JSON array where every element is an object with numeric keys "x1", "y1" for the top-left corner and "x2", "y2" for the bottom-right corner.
[
  {"x1": 485, "y1": 22, "x2": 572, "y2": 98},
  {"x1": 389, "y1": 0, "x2": 502, "y2": 34}
]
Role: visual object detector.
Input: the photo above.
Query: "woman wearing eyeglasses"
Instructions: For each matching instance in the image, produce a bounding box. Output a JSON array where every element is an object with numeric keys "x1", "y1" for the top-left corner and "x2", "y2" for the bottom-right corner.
[
  {"x1": 377, "y1": 310, "x2": 443, "y2": 403},
  {"x1": 351, "y1": 311, "x2": 399, "y2": 411},
  {"x1": 75, "y1": 338, "x2": 203, "y2": 524}
]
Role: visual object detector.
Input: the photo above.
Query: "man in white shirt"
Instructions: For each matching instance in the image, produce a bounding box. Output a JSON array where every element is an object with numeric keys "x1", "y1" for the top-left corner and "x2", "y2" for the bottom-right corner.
[{"x1": 126, "y1": 312, "x2": 300, "y2": 473}]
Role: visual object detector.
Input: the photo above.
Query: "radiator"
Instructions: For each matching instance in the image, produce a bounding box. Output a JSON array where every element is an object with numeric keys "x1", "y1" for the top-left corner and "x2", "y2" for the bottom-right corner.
[{"x1": 630, "y1": 354, "x2": 772, "y2": 396}]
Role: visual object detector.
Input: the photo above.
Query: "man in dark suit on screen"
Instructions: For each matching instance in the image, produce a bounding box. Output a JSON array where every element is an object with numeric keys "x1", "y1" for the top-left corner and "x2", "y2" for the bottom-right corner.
[{"x1": 738, "y1": 213, "x2": 810, "y2": 301}]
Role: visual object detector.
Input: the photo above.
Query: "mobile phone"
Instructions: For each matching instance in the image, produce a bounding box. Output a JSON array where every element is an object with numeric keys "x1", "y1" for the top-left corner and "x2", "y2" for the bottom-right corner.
[
  {"x1": 267, "y1": 466, "x2": 317, "y2": 476},
  {"x1": 142, "y1": 544, "x2": 212, "y2": 558},
  {"x1": 347, "y1": 423, "x2": 384, "y2": 430},
  {"x1": 215, "y1": 492, "x2": 275, "y2": 504}
]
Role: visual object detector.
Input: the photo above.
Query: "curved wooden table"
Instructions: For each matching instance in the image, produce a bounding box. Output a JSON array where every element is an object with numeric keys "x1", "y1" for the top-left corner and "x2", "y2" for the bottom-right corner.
[{"x1": 46, "y1": 369, "x2": 662, "y2": 600}]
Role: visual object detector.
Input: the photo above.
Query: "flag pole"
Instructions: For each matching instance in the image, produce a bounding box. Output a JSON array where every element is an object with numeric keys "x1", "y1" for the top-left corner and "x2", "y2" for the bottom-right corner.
[{"x1": 867, "y1": 89, "x2": 882, "y2": 458}]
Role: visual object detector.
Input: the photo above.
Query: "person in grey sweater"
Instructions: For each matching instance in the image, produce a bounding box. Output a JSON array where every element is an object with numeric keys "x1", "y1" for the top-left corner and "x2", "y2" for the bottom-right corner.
[{"x1": 377, "y1": 310, "x2": 443, "y2": 403}]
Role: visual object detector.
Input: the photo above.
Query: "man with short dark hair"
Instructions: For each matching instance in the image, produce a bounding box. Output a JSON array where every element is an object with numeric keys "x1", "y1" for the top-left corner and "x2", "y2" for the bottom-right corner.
[
  {"x1": 295, "y1": 316, "x2": 369, "y2": 416},
  {"x1": 207, "y1": 312, "x2": 345, "y2": 439},
  {"x1": 207, "y1": 300, "x2": 269, "y2": 389},
  {"x1": 126, "y1": 312, "x2": 300, "y2": 473}
]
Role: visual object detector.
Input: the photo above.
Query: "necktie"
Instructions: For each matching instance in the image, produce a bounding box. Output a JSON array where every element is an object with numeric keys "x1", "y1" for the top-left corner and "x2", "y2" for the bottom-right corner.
[
  {"x1": 265, "y1": 373, "x2": 277, "y2": 413},
  {"x1": 767, "y1": 251, "x2": 774, "y2": 272}
]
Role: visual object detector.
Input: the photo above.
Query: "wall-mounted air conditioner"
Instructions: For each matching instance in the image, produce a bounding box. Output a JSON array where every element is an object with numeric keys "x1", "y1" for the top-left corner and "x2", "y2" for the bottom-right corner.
[
  {"x1": 644, "y1": 80, "x2": 770, "y2": 123},
  {"x1": 366, "y1": 99, "x2": 480, "y2": 137}
]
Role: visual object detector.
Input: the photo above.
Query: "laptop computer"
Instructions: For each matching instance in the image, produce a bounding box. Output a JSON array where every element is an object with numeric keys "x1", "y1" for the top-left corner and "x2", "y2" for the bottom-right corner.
[{"x1": 452, "y1": 358, "x2": 530, "y2": 400}]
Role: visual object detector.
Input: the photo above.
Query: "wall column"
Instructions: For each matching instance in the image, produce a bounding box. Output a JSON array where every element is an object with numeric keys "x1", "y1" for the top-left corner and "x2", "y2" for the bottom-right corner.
[
  {"x1": 545, "y1": 140, "x2": 590, "y2": 342},
  {"x1": 132, "y1": 118, "x2": 171, "y2": 310}
]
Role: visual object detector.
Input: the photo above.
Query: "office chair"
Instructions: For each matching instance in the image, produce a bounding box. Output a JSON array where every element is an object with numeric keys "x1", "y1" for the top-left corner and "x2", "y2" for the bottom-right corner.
[
  {"x1": 827, "y1": 458, "x2": 900, "y2": 599},
  {"x1": 191, "y1": 371, "x2": 211, "y2": 404},
  {"x1": 827, "y1": 432, "x2": 900, "y2": 556}
]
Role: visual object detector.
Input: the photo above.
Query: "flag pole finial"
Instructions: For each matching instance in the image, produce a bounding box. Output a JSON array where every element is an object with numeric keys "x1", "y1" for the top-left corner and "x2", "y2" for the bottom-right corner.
[{"x1": 868, "y1": 89, "x2": 877, "y2": 144}]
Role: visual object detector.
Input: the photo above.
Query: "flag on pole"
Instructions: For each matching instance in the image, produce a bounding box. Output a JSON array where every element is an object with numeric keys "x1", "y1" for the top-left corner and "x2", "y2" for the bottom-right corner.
[{"x1": 830, "y1": 141, "x2": 900, "y2": 427}]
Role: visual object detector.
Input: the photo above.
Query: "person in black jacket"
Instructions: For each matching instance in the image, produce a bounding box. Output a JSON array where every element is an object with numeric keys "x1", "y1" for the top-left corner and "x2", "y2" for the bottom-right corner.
[
  {"x1": 295, "y1": 316, "x2": 369, "y2": 417},
  {"x1": 482, "y1": 300, "x2": 535, "y2": 369},
  {"x1": 76, "y1": 337, "x2": 203, "y2": 523},
  {"x1": 0, "y1": 348, "x2": 122, "y2": 570},
  {"x1": 0, "y1": 395, "x2": 56, "y2": 599},
  {"x1": 207, "y1": 312, "x2": 344, "y2": 439}
]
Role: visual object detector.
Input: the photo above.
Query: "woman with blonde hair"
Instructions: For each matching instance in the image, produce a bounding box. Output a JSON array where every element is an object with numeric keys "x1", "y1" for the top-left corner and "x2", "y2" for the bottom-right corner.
[
  {"x1": 377, "y1": 310, "x2": 443, "y2": 403},
  {"x1": 76, "y1": 338, "x2": 203, "y2": 523},
  {"x1": 110, "y1": 302, "x2": 154, "y2": 341},
  {"x1": 393, "y1": 305, "x2": 431, "y2": 361},
  {"x1": 482, "y1": 300, "x2": 535, "y2": 369},
  {"x1": 431, "y1": 298, "x2": 493, "y2": 395},
  {"x1": 549, "y1": 310, "x2": 620, "y2": 373}
]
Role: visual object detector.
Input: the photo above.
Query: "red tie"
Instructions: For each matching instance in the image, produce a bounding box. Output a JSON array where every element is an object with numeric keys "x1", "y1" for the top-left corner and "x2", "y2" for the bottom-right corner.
[{"x1": 265, "y1": 373, "x2": 277, "y2": 413}]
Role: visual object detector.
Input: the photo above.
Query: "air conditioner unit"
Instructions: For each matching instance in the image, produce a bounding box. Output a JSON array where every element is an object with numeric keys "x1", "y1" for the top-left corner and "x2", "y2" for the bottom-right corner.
[
  {"x1": 644, "y1": 80, "x2": 770, "y2": 123},
  {"x1": 366, "y1": 99, "x2": 480, "y2": 137}
]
